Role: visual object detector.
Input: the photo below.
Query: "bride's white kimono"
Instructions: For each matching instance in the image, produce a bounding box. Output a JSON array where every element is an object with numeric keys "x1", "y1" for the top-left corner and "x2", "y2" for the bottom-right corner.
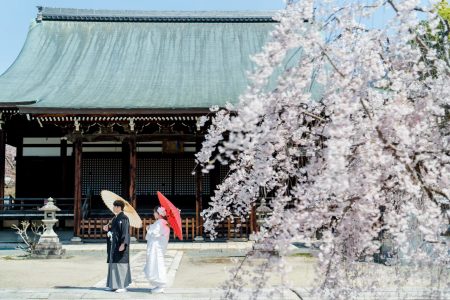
[{"x1": 143, "y1": 219, "x2": 170, "y2": 287}]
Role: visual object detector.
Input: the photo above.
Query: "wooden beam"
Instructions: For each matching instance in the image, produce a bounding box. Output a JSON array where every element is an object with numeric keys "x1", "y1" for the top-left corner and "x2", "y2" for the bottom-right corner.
[
  {"x1": 73, "y1": 138, "x2": 82, "y2": 236},
  {"x1": 128, "y1": 136, "x2": 137, "y2": 209},
  {"x1": 66, "y1": 134, "x2": 202, "y2": 143}
]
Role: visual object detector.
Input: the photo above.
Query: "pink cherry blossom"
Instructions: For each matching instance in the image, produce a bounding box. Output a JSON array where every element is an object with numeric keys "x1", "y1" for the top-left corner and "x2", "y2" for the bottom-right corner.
[{"x1": 197, "y1": 1, "x2": 450, "y2": 299}]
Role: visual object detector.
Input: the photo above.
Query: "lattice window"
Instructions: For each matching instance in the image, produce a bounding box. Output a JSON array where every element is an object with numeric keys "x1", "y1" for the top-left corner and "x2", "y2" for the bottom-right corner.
[
  {"x1": 173, "y1": 158, "x2": 196, "y2": 195},
  {"x1": 136, "y1": 158, "x2": 172, "y2": 195},
  {"x1": 82, "y1": 158, "x2": 122, "y2": 195}
]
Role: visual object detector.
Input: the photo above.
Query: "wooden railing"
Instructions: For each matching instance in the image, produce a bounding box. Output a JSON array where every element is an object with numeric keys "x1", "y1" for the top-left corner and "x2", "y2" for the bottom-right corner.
[
  {"x1": 0, "y1": 197, "x2": 75, "y2": 218},
  {"x1": 79, "y1": 216, "x2": 251, "y2": 241},
  {"x1": 132, "y1": 217, "x2": 196, "y2": 241},
  {"x1": 79, "y1": 218, "x2": 110, "y2": 239},
  {"x1": 213, "y1": 218, "x2": 251, "y2": 240},
  {"x1": 79, "y1": 217, "x2": 197, "y2": 240}
]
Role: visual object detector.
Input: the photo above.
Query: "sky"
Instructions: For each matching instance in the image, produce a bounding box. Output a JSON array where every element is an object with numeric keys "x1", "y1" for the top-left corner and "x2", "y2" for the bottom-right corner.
[{"x1": 0, "y1": 0, "x2": 285, "y2": 74}]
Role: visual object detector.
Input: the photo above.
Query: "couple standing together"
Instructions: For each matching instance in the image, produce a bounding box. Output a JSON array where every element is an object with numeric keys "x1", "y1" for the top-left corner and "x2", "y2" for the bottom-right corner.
[{"x1": 103, "y1": 200, "x2": 170, "y2": 294}]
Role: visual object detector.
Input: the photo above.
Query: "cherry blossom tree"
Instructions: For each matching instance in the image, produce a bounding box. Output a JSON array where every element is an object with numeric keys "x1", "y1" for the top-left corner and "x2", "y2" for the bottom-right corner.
[{"x1": 196, "y1": 0, "x2": 450, "y2": 299}]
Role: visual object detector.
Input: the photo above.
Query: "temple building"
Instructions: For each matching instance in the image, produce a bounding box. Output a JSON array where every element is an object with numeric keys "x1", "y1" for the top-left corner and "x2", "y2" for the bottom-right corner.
[{"x1": 0, "y1": 7, "x2": 276, "y2": 240}]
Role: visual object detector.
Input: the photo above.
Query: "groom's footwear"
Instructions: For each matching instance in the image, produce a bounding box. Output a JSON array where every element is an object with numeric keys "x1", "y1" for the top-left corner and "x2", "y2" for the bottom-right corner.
[
  {"x1": 151, "y1": 287, "x2": 165, "y2": 294},
  {"x1": 104, "y1": 287, "x2": 115, "y2": 291},
  {"x1": 115, "y1": 288, "x2": 127, "y2": 293}
]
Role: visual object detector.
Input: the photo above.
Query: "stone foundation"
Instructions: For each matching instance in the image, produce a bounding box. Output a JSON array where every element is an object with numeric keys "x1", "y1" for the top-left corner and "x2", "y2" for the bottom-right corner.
[{"x1": 32, "y1": 241, "x2": 66, "y2": 259}]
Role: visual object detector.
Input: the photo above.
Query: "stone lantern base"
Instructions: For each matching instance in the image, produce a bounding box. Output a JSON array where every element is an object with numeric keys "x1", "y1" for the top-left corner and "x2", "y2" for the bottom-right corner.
[{"x1": 31, "y1": 237, "x2": 66, "y2": 259}]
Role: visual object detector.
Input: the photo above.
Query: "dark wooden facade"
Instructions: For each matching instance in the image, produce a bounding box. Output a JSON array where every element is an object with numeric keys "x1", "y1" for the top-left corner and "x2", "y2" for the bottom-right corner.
[{"x1": 0, "y1": 112, "x2": 251, "y2": 239}]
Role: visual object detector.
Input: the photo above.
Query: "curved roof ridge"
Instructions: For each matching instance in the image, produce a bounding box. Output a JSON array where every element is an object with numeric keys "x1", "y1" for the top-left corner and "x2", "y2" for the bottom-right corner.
[{"x1": 37, "y1": 7, "x2": 278, "y2": 23}]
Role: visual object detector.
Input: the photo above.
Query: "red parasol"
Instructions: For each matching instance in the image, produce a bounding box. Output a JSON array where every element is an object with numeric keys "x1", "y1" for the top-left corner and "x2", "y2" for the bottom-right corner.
[{"x1": 157, "y1": 191, "x2": 183, "y2": 240}]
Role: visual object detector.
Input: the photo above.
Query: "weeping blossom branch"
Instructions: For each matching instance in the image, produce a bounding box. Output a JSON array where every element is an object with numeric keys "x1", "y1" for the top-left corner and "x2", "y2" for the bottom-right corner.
[{"x1": 197, "y1": 0, "x2": 450, "y2": 298}]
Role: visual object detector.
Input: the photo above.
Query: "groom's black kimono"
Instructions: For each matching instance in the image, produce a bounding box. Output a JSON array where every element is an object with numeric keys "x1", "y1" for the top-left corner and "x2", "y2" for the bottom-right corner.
[{"x1": 106, "y1": 211, "x2": 131, "y2": 289}]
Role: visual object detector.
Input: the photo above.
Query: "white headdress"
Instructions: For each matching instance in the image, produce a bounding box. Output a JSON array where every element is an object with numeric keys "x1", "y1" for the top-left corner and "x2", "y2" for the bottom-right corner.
[{"x1": 157, "y1": 206, "x2": 167, "y2": 217}]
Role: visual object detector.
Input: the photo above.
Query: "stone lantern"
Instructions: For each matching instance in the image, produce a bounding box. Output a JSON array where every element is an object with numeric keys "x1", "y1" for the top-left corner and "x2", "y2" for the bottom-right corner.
[
  {"x1": 251, "y1": 198, "x2": 275, "y2": 254},
  {"x1": 32, "y1": 197, "x2": 66, "y2": 258},
  {"x1": 256, "y1": 198, "x2": 272, "y2": 228}
]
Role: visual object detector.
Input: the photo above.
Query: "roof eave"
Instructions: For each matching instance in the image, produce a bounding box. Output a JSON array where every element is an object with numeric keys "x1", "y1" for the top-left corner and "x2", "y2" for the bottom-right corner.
[
  {"x1": 0, "y1": 101, "x2": 37, "y2": 108},
  {"x1": 18, "y1": 106, "x2": 213, "y2": 115}
]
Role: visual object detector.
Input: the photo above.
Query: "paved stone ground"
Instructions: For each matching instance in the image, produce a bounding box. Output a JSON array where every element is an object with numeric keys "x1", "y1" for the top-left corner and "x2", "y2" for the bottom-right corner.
[
  {"x1": 64, "y1": 241, "x2": 254, "y2": 251},
  {"x1": 0, "y1": 288, "x2": 292, "y2": 299},
  {"x1": 1, "y1": 242, "x2": 449, "y2": 299},
  {"x1": 93, "y1": 250, "x2": 183, "y2": 289},
  {"x1": 0, "y1": 287, "x2": 449, "y2": 299}
]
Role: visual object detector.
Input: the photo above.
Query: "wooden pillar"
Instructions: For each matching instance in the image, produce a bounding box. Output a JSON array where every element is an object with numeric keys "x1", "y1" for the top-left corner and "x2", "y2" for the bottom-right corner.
[
  {"x1": 128, "y1": 137, "x2": 137, "y2": 208},
  {"x1": 250, "y1": 205, "x2": 257, "y2": 233},
  {"x1": 0, "y1": 129, "x2": 5, "y2": 201},
  {"x1": 121, "y1": 140, "x2": 130, "y2": 198},
  {"x1": 60, "y1": 138, "x2": 68, "y2": 196},
  {"x1": 14, "y1": 137, "x2": 22, "y2": 198},
  {"x1": 171, "y1": 156, "x2": 175, "y2": 196},
  {"x1": 209, "y1": 162, "x2": 217, "y2": 197},
  {"x1": 73, "y1": 138, "x2": 82, "y2": 236},
  {"x1": 195, "y1": 138, "x2": 203, "y2": 237}
]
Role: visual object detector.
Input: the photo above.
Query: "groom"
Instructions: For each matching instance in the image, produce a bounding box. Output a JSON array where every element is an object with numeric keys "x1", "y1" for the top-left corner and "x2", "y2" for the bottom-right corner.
[{"x1": 103, "y1": 200, "x2": 131, "y2": 293}]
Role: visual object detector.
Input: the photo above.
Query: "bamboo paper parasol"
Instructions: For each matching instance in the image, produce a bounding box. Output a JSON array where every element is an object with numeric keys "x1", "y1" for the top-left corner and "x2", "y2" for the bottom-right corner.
[{"x1": 101, "y1": 190, "x2": 142, "y2": 228}]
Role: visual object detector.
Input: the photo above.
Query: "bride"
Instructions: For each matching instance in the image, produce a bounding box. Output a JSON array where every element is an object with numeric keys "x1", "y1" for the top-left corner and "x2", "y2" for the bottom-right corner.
[{"x1": 143, "y1": 206, "x2": 171, "y2": 294}]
